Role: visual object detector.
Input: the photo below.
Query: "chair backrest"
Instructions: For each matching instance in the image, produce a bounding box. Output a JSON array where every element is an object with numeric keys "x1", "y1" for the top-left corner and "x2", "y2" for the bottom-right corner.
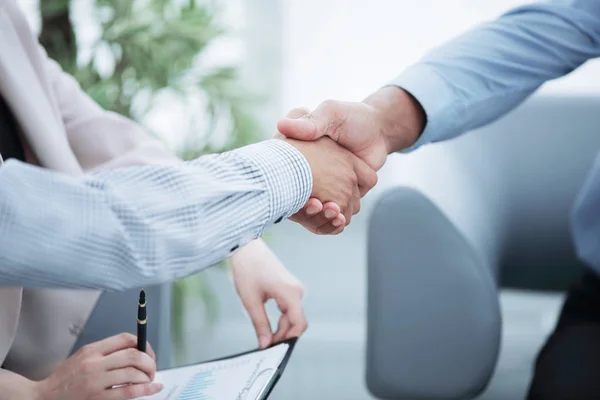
[
  {"x1": 70, "y1": 284, "x2": 172, "y2": 369},
  {"x1": 365, "y1": 94, "x2": 600, "y2": 399},
  {"x1": 446, "y1": 94, "x2": 600, "y2": 290},
  {"x1": 379, "y1": 94, "x2": 600, "y2": 291},
  {"x1": 367, "y1": 186, "x2": 501, "y2": 399}
]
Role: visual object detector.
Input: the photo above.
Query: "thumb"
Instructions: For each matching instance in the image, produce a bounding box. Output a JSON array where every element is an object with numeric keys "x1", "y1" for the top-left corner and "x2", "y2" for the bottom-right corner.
[
  {"x1": 243, "y1": 295, "x2": 273, "y2": 348},
  {"x1": 278, "y1": 101, "x2": 345, "y2": 142},
  {"x1": 285, "y1": 107, "x2": 311, "y2": 119},
  {"x1": 277, "y1": 107, "x2": 322, "y2": 141}
]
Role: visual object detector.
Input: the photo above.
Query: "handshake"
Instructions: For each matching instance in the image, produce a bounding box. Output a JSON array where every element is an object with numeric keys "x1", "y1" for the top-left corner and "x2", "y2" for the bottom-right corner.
[
  {"x1": 274, "y1": 88, "x2": 425, "y2": 234},
  {"x1": 275, "y1": 105, "x2": 380, "y2": 234}
]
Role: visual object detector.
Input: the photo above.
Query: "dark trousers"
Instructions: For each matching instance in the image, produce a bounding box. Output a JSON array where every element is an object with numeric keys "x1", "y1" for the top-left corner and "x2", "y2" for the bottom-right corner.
[{"x1": 527, "y1": 269, "x2": 600, "y2": 399}]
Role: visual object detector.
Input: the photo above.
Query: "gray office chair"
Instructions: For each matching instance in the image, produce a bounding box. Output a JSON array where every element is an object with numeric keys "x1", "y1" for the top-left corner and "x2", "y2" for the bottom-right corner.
[
  {"x1": 366, "y1": 94, "x2": 600, "y2": 399},
  {"x1": 71, "y1": 284, "x2": 172, "y2": 369}
]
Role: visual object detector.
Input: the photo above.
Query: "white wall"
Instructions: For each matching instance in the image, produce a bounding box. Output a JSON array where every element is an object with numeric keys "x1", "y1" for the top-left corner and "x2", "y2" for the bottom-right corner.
[
  {"x1": 277, "y1": 0, "x2": 600, "y2": 209},
  {"x1": 281, "y1": 0, "x2": 600, "y2": 113}
]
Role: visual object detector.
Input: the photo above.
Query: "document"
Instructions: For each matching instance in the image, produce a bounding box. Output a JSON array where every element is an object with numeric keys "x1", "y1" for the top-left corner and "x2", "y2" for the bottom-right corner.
[{"x1": 136, "y1": 342, "x2": 290, "y2": 400}]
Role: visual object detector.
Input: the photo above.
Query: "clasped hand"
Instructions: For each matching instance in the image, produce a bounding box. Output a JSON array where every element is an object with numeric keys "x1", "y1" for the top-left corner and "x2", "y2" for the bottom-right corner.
[{"x1": 275, "y1": 106, "x2": 381, "y2": 234}]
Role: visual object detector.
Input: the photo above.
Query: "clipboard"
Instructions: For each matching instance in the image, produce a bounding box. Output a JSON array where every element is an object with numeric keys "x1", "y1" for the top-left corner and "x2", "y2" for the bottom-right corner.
[
  {"x1": 141, "y1": 337, "x2": 297, "y2": 400},
  {"x1": 200, "y1": 337, "x2": 297, "y2": 400}
]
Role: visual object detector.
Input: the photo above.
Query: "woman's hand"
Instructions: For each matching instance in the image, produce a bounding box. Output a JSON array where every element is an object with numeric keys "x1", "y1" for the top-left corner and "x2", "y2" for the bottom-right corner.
[
  {"x1": 36, "y1": 333, "x2": 163, "y2": 400},
  {"x1": 231, "y1": 239, "x2": 308, "y2": 348}
]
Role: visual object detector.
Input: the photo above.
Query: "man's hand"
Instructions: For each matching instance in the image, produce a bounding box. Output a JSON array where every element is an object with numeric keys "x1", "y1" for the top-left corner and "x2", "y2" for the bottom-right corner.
[
  {"x1": 277, "y1": 107, "x2": 346, "y2": 234},
  {"x1": 231, "y1": 239, "x2": 307, "y2": 348},
  {"x1": 282, "y1": 135, "x2": 377, "y2": 228},
  {"x1": 277, "y1": 87, "x2": 424, "y2": 227},
  {"x1": 277, "y1": 86, "x2": 426, "y2": 171},
  {"x1": 290, "y1": 197, "x2": 347, "y2": 235}
]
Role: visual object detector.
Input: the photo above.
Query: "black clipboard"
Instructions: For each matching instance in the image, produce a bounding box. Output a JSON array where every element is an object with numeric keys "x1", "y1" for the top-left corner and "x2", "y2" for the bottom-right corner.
[{"x1": 159, "y1": 337, "x2": 297, "y2": 399}]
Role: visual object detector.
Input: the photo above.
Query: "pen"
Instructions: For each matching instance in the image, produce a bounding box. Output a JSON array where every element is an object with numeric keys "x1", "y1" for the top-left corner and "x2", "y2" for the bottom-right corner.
[{"x1": 137, "y1": 289, "x2": 147, "y2": 353}]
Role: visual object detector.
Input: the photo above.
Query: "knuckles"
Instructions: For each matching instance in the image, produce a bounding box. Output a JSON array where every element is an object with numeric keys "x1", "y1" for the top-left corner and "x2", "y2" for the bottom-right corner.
[
  {"x1": 370, "y1": 172, "x2": 379, "y2": 189},
  {"x1": 319, "y1": 99, "x2": 339, "y2": 114},
  {"x1": 119, "y1": 332, "x2": 137, "y2": 346},
  {"x1": 349, "y1": 173, "x2": 359, "y2": 187},
  {"x1": 354, "y1": 201, "x2": 361, "y2": 214},
  {"x1": 126, "y1": 348, "x2": 144, "y2": 366},
  {"x1": 77, "y1": 344, "x2": 96, "y2": 359},
  {"x1": 287, "y1": 281, "x2": 305, "y2": 298}
]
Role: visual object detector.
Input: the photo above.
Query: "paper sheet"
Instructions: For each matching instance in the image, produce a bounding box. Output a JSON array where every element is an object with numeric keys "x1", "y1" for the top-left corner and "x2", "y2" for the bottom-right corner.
[{"x1": 136, "y1": 343, "x2": 289, "y2": 400}]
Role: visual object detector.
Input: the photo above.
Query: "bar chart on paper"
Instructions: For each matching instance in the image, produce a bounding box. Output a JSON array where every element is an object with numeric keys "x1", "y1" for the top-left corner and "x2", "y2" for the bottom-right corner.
[
  {"x1": 179, "y1": 371, "x2": 215, "y2": 400},
  {"x1": 135, "y1": 343, "x2": 290, "y2": 400}
]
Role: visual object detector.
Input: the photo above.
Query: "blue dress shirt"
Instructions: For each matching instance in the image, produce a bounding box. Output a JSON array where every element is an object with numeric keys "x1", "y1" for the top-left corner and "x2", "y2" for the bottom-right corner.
[{"x1": 391, "y1": 0, "x2": 600, "y2": 272}]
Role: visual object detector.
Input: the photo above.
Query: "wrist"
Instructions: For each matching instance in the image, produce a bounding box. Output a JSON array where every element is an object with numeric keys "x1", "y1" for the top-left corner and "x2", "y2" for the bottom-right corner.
[
  {"x1": 363, "y1": 86, "x2": 425, "y2": 153},
  {"x1": 31, "y1": 381, "x2": 45, "y2": 400},
  {"x1": 234, "y1": 140, "x2": 312, "y2": 226},
  {"x1": 0, "y1": 371, "x2": 45, "y2": 400}
]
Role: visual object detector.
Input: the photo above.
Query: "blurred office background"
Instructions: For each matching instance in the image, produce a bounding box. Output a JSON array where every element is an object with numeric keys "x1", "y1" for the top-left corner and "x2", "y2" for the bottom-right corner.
[{"x1": 18, "y1": 0, "x2": 600, "y2": 398}]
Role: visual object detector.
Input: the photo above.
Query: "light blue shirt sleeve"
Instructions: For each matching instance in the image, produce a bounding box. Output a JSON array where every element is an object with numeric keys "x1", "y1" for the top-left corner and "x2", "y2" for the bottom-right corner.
[
  {"x1": 390, "y1": 0, "x2": 600, "y2": 151},
  {"x1": 0, "y1": 140, "x2": 312, "y2": 290}
]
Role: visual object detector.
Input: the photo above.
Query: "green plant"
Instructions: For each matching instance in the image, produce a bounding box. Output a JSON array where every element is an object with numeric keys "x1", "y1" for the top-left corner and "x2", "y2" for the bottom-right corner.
[{"x1": 39, "y1": 0, "x2": 262, "y2": 363}]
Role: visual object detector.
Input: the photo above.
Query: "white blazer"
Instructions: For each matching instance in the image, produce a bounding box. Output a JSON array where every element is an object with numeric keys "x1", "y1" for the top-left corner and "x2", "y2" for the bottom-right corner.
[{"x1": 0, "y1": 1, "x2": 177, "y2": 380}]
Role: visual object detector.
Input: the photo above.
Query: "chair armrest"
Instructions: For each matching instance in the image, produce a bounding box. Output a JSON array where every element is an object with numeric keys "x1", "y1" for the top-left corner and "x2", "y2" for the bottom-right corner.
[{"x1": 366, "y1": 187, "x2": 501, "y2": 399}]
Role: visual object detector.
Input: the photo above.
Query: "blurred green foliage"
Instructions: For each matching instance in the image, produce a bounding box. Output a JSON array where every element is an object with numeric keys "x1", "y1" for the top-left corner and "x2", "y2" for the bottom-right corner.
[{"x1": 40, "y1": 0, "x2": 262, "y2": 363}]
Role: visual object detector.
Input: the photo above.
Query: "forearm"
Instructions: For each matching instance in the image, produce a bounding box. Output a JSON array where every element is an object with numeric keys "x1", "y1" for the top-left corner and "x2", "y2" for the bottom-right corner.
[
  {"x1": 377, "y1": 1, "x2": 600, "y2": 152},
  {"x1": 0, "y1": 140, "x2": 311, "y2": 290},
  {"x1": 0, "y1": 369, "x2": 39, "y2": 399}
]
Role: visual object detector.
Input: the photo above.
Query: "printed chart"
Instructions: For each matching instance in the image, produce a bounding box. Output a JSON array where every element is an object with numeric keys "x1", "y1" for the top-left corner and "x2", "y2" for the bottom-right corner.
[{"x1": 135, "y1": 343, "x2": 289, "y2": 400}]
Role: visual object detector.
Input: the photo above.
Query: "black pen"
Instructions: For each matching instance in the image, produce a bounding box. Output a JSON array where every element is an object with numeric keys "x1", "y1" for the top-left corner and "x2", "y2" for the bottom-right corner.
[{"x1": 137, "y1": 289, "x2": 147, "y2": 353}]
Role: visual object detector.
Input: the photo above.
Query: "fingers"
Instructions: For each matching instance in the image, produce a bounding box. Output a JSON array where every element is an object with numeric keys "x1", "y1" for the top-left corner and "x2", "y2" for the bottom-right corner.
[
  {"x1": 101, "y1": 382, "x2": 163, "y2": 400},
  {"x1": 302, "y1": 202, "x2": 341, "y2": 230},
  {"x1": 146, "y1": 341, "x2": 156, "y2": 362},
  {"x1": 273, "y1": 292, "x2": 308, "y2": 343},
  {"x1": 315, "y1": 214, "x2": 346, "y2": 235},
  {"x1": 329, "y1": 223, "x2": 346, "y2": 235},
  {"x1": 338, "y1": 159, "x2": 367, "y2": 226},
  {"x1": 332, "y1": 214, "x2": 346, "y2": 232},
  {"x1": 272, "y1": 314, "x2": 291, "y2": 344},
  {"x1": 242, "y1": 294, "x2": 273, "y2": 349},
  {"x1": 308, "y1": 175, "x2": 364, "y2": 232},
  {"x1": 103, "y1": 367, "x2": 150, "y2": 387},
  {"x1": 103, "y1": 348, "x2": 157, "y2": 381},
  {"x1": 304, "y1": 198, "x2": 323, "y2": 216},
  {"x1": 353, "y1": 156, "x2": 378, "y2": 197},
  {"x1": 95, "y1": 333, "x2": 138, "y2": 356},
  {"x1": 291, "y1": 202, "x2": 345, "y2": 234},
  {"x1": 285, "y1": 301, "x2": 308, "y2": 339},
  {"x1": 289, "y1": 198, "x2": 322, "y2": 224},
  {"x1": 351, "y1": 185, "x2": 361, "y2": 218}
]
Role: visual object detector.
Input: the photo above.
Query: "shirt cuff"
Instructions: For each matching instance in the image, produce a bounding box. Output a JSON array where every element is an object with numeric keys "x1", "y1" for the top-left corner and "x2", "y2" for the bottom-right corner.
[
  {"x1": 234, "y1": 139, "x2": 313, "y2": 224},
  {"x1": 388, "y1": 64, "x2": 461, "y2": 153}
]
